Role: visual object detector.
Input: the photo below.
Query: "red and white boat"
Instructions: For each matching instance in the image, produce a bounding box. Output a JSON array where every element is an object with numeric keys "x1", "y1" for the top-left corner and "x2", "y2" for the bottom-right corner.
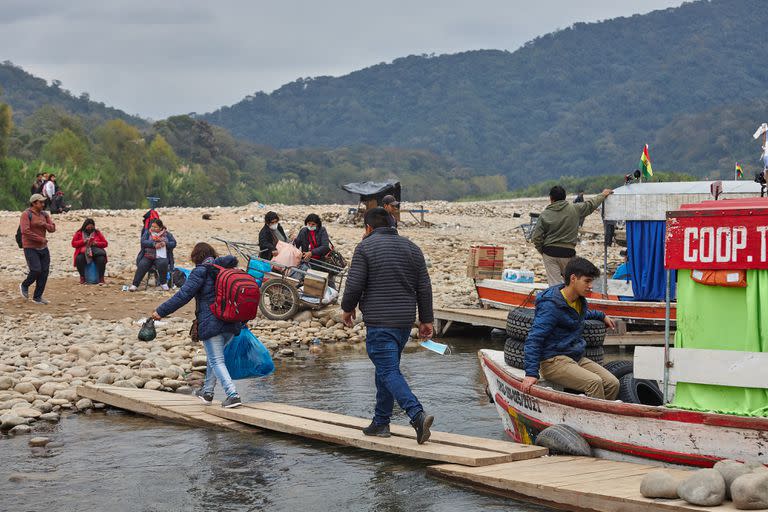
[
  {"x1": 475, "y1": 279, "x2": 674, "y2": 323},
  {"x1": 480, "y1": 193, "x2": 768, "y2": 468},
  {"x1": 480, "y1": 349, "x2": 768, "y2": 468}
]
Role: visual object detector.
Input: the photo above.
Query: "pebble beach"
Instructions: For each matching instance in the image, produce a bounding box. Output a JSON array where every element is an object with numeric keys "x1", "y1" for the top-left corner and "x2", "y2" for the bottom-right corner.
[{"x1": 0, "y1": 197, "x2": 622, "y2": 433}]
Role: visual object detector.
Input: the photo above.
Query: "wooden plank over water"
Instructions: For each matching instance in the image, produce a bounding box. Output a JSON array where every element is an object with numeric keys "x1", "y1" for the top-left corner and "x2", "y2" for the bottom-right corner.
[
  {"x1": 428, "y1": 457, "x2": 740, "y2": 512},
  {"x1": 76, "y1": 384, "x2": 255, "y2": 432},
  {"x1": 207, "y1": 405, "x2": 542, "y2": 466},
  {"x1": 242, "y1": 402, "x2": 546, "y2": 458}
]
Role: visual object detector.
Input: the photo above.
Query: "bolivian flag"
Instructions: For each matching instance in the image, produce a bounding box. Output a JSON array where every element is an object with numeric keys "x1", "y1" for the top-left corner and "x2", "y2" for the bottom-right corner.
[
  {"x1": 639, "y1": 144, "x2": 653, "y2": 178},
  {"x1": 736, "y1": 162, "x2": 743, "y2": 179}
]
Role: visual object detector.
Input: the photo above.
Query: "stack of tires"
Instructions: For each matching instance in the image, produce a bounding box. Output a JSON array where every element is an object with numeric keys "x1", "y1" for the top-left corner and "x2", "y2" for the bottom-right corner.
[
  {"x1": 503, "y1": 308, "x2": 607, "y2": 369},
  {"x1": 602, "y1": 360, "x2": 663, "y2": 406}
]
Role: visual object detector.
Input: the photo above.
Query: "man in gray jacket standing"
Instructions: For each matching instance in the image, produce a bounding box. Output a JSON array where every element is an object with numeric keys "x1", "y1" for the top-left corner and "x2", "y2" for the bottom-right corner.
[{"x1": 342, "y1": 207, "x2": 435, "y2": 444}]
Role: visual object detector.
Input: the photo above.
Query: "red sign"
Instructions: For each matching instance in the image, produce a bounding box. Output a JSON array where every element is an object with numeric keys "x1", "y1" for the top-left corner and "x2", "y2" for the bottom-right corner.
[{"x1": 666, "y1": 201, "x2": 768, "y2": 269}]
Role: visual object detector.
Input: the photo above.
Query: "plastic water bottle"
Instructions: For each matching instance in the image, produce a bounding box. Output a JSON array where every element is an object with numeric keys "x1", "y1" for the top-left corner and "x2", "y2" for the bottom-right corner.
[{"x1": 503, "y1": 269, "x2": 535, "y2": 283}]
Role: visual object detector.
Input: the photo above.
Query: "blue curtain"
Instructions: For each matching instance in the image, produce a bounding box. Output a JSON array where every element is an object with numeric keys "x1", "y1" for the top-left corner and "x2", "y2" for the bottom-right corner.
[{"x1": 626, "y1": 220, "x2": 676, "y2": 301}]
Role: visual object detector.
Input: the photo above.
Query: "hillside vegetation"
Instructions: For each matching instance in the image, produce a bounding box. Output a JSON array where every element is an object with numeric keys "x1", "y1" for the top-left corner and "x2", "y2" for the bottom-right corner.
[{"x1": 202, "y1": 0, "x2": 768, "y2": 186}]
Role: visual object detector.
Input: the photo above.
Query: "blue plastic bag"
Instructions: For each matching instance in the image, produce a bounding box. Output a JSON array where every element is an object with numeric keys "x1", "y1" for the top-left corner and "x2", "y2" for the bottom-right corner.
[
  {"x1": 84, "y1": 261, "x2": 99, "y2": 284},
  {"x1": 224, "y1": 327, "x2": 275, "y2": 379}
]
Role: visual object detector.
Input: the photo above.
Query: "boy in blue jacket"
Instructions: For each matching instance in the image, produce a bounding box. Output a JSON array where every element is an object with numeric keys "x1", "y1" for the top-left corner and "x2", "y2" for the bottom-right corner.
[{"x1": 520, "y1": 257, "x2": 620, "y2": 400}]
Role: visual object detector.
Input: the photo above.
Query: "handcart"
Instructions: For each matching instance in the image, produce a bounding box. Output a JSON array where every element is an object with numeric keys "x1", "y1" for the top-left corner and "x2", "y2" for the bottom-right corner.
[{"x1": 212, "y1": 237, "x2": 347, "y2": 321}]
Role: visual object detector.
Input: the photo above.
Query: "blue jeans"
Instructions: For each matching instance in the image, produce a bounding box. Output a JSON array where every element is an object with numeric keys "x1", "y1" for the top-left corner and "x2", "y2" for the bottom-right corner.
[
  {"x1": 202, "y1": 333, "x2": 237, "y2": 397},
  {"x1": 366, "y1": 327, "x2": 423, "y2": 426}
]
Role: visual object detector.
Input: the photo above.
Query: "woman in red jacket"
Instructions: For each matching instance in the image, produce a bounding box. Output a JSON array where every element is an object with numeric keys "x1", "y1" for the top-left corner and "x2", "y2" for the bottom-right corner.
[{"x1": 71, "y1": 218, "x2": 108, "y2": 284}]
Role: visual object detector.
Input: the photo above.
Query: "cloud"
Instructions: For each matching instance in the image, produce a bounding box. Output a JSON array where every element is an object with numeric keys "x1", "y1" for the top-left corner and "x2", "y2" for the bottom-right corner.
[{"x1": 0, "y1": 0, "x2": 685, "y2": 119}]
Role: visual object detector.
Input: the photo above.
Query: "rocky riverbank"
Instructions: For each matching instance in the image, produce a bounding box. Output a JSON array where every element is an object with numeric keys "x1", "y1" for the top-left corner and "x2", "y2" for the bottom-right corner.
[{"x1": 0, "y1": 197, "x2": 622, "y2": 433}]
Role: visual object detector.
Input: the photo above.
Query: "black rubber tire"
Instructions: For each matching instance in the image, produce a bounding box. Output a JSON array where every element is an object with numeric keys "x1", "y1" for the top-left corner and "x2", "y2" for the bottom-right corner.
[
  {"x1": 259, "y1": 279, "x2": 300, "y2": 321},
  {"x1": 506, "y1": 308, "x2": 534, "y2": 340},
  {"x1": 584, "y1": 346, "x2": 604, "y2": 365},
  {"x1": 618, "y1": 373, "x2": 664, "y2": 406},
  {"x1": 602, "y1": 360, "x2": 634, "y2": 380},
  {"x1": 534, "y1": 424, "x2": 592, "y2": 457},
  {"x1": 583, "y1": 319, "x2": 607, "y2": 348},
  {"x1": 503, "y1": 338, "x2": 526, "y2": 369}
]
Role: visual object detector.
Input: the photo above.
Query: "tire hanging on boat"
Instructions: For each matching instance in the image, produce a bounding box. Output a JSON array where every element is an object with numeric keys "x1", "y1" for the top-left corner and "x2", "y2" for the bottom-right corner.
[
  {"x1": 503, "y1": 338, "x2": 526, "y2": 369},
  {"x1": 618, "y1": 372, "x2": 664, "y2": 406},
  {"x1": 602, "y1": 360, "x2": 633, "y2": 380},
  {"x1": 534, "y1": 424, "x2": 592, "y2": 457},
  {"x1": 505, "y1": 308, "x2": 607, "y2": 347}
]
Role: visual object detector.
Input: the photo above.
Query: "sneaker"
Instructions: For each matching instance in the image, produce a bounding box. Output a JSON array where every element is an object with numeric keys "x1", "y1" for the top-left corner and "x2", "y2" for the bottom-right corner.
[
  {"x1": 410, "y1": 411, "x2": 434, "y2": 445},
  {"x1": 98, "y1": 278, "x2": 106, "y2": 285},
  {"x1": 79, "y1": 277, "x2": 86, "y2": 285},
  {"x1": 128, "y1": 285, "x2": 137, "y2": 292},
  {"x1": 195, "y1": 389, "x2": 214, "y2": 404},
  {"x1": 221, "y1": 394, "x2": 242, "y2": 408},
  {"x1": 32, "y1": 297, "x2": 49, "y2": 305},
  {"x1": 362, "y1": 421, "x2": 391, "y2": 438},
  {"x1": 19, "y1": 283, "x2": 29, "y2": 300},
  {"x1": 160, "y1": 284, "x2": 169, "y2": 291}
]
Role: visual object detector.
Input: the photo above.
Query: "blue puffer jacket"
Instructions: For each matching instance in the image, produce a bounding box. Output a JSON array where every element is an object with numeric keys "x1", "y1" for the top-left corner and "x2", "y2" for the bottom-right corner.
[
  {"x1": 523, "y1": 285, "x2": 605, "y2": 378},
  {"x1": 156, "y1": 255, "x2": 242, "y2": 340}
]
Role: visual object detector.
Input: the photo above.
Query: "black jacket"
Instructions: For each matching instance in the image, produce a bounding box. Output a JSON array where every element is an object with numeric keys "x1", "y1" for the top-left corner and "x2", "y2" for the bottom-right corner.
[
  {"x1": 293, "y1": 226, "x2": 331, "y2": 258},
  {"x1": 258, "y1": 223, "x2": 288, "y2": 260},
  {"x1": 341, "y1": 227, "x2": 433, "y2": 329}
]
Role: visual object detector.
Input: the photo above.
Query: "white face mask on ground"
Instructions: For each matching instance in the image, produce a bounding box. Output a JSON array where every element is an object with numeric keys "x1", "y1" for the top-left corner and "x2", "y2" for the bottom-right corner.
[{"x1": 269, "y1": 223, "x2": 279, "y2": 230}]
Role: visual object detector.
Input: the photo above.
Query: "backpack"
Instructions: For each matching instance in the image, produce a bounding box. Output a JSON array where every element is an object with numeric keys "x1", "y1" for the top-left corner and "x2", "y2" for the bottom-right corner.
[
  {"x1": 15, "y1": 211, "x2": 33, "y2": 249},
  {"x1": 209, "y1": 265, "x2": 261, "y2": 323}
]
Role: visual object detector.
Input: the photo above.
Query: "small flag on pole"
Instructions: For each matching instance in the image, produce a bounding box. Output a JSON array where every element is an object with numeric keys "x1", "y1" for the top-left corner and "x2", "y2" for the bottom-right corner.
[
  {"x1": 736, "y1": 162, "x2": 743, "y2": 179},
  {"x1": 639, "y1": 144, "x2": 653, "y2": 178}
]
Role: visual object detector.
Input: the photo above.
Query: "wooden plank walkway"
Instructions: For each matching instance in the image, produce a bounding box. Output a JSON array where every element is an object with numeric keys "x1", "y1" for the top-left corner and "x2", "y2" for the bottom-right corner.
[
  {"x1": 76, "y1": 384, "x2": 255, "y2": 432},
  {"x1": 428, "y1": 457, "x2": 739, "y2": 512},
  {"x1": 207, "y1": 403, "x2": 546, "y2": 466}
]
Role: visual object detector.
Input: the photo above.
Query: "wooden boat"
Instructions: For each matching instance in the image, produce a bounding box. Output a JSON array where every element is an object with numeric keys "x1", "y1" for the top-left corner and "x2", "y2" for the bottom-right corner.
[
  {"x1": 479, "y1": 349, "x2": 768, "y2": 468},
  {"x1": 475, "y1": 279, "x2": 675, "y2": 323}
]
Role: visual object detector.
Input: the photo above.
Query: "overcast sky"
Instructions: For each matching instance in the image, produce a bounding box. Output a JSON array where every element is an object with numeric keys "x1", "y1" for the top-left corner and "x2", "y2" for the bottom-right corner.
[{"x1": 1, "y1": 0, "x2": 685, "y2": 120}]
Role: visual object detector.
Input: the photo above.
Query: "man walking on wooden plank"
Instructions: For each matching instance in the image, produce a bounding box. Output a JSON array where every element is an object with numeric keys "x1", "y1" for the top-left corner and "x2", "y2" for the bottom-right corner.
[
  {"x1": 531, "y1": 186, "x2": 612, "y2": 285},
  {"x1": 342, "y1": 207, "x2": 435, "y2": 444}
]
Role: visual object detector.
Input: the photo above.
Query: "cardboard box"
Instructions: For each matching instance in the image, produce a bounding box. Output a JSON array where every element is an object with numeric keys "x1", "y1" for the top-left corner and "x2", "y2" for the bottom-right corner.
[
  {"x1": 467, "y1": 245, "x2": 504, "y2": 279},
  {"x1": 303, "y1": 269, "x2": 328, "y2": 298}
]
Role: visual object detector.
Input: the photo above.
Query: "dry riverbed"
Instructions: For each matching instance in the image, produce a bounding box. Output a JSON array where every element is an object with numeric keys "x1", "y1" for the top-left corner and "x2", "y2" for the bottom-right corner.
[{"x1": 0, "y1": 198, "x2": 621, "y2": 434}]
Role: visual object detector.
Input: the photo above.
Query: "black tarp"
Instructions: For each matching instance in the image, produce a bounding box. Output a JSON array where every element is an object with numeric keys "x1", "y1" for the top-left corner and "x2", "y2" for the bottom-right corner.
[{"x1": 341, "y1": 180, "x2": 400, "y2": 201}]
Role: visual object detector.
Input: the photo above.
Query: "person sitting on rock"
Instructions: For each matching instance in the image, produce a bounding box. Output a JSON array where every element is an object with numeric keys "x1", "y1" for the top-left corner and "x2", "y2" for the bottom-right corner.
[
  {"x1": 258, "y1": 211, "x2": 288, "y2": 260},
  {"x1": 521, "y1": 257, "x2": 619, "y2": 400},
  {"x1": 293, "y1": 213, "x2": 331, "y2": 262},
  {"x1": 71, "y1": 218, "x2": 108, "y2": 284},
  {"x1": 129, "y1": 218, "x2": 176, "y2": 291},
  {"x1": 151, "y1": 242, "x2": 243, "y2": 409}
]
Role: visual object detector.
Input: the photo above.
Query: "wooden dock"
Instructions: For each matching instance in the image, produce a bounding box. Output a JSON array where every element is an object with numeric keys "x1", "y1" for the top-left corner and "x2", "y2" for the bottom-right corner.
[
  {"x1": 208, "y1": 402, "x2": 546, "y2": 466},
  {"x1": 434, "y1": 307, "x2": 666, "y2": 346},
  {"x1": 429, "y1": 457, "x2": 739, "y2": 512},
  {"x1": 79, "y1": 384, "x2": 740, "y2": 512},
  {"x1": 76, "y1": 384, "x2": 255, "y2": 432}
]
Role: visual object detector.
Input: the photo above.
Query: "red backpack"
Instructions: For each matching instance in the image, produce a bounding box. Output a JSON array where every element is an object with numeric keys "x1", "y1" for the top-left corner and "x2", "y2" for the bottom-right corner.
[{"x1": 209, "y1": 265, "x2": 261, "y2": 322}]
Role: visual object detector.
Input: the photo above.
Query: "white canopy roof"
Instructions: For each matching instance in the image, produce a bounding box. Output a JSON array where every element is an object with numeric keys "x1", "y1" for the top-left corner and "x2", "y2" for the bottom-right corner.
[{"x1": 605, "y1": 181, "x2": 764, "y2": 221}]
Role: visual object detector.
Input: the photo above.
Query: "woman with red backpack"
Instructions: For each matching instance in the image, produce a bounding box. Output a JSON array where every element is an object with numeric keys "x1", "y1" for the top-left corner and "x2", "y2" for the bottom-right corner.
[{"x1": 151, "y1": 242, "x2": 244, "y2": 409}]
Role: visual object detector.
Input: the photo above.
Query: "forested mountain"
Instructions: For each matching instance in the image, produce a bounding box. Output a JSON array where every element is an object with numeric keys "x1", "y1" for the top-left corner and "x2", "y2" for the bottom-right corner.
[
  {"x1": 202, "y1": 0, "x2": 768, "y2": 186},
  {"x1": 0, "y1": 61, "x2": 147, "y2": 128}
]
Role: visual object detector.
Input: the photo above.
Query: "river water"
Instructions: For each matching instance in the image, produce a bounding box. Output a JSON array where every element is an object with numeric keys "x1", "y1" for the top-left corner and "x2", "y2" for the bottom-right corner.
[{"x1": 2, "y1": 333, "x2": 562, "y2": 512}]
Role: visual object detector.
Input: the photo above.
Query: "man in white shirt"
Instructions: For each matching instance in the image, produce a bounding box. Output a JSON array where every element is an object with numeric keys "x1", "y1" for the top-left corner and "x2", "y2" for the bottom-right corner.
[{"x1": 42, "y1": 174, "x2": 57, "y2": 210}]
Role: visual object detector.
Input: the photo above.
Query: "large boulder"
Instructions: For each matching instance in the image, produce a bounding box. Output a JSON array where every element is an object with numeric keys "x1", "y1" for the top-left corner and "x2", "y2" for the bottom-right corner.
[
  {"x1": 731, "y1": 472, "x2": 768, "y2": 510},
  {"x1": 714, "y1": 460, "x2": 753, "y2": 499},
  {"x1": 677, "y1": 469, "x2": 726, "y2": 507},
  {"x1": 640, "y1": 470, "x2": 681, "y2": 499}
]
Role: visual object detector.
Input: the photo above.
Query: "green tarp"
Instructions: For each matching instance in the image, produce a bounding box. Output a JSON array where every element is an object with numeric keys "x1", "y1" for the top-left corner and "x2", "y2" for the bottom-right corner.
[{"x1": 673, "y1": 270, "x2": 768, "y2": 417}]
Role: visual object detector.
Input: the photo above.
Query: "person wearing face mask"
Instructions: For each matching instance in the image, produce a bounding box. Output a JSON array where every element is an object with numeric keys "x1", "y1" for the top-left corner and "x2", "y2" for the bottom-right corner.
[
  {"x1": 293, "y1": 213, "x2": 331, "y2": 262},
  {"x1": 71, "y1": 218, "x2": 109, "y2": 284},
  {"x1": 129, "y1": 218, "x2": 177, "y2": 291},
  {"x1": 258, "y1": 211, "x2": 288, "y2": 260}
]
